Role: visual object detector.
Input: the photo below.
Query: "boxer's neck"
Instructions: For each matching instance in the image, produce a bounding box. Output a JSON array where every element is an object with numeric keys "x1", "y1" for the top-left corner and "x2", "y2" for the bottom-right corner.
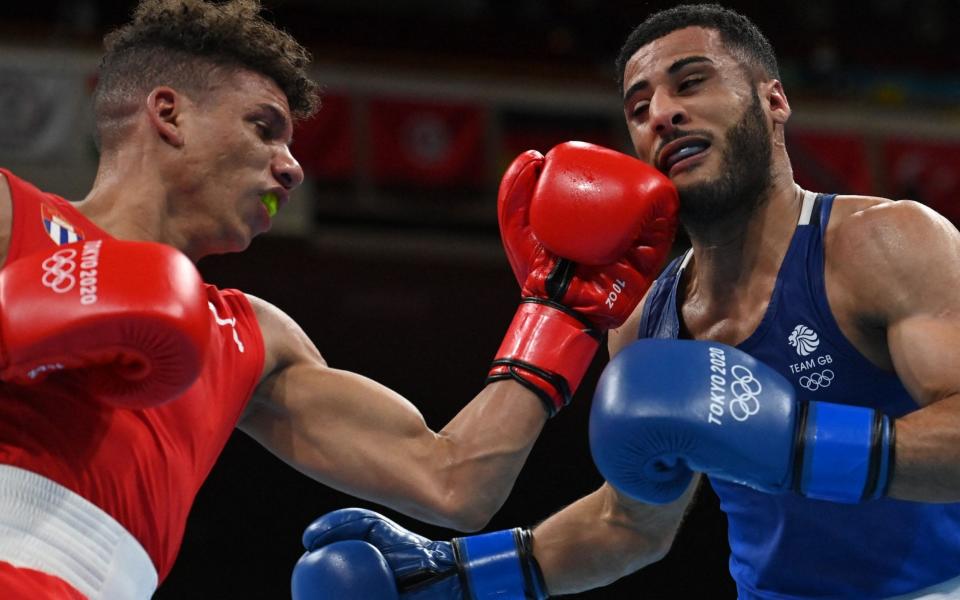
[{"x1": 76, "y1": 160, "x2": 207, "y2": 262}]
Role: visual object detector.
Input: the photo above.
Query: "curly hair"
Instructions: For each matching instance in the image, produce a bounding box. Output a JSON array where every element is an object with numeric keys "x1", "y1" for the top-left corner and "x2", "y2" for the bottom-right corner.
[
  {"x1": 615, "y1": 4, "x2": 779, "y2": 92},
  {"x1": 93, "y1": 0, "x2": 318, "y2": 148}
]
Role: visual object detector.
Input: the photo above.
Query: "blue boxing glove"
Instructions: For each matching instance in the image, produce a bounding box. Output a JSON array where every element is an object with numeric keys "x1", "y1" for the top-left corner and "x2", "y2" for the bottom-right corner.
[
  {"x1": 292, "y1": 540, "x2": 400, "y2": 599},
  {"x1": 590, "y1": 339, "x2": 895, "y2": 504},
  {"x1": 297, "y1": 508, "x2": 548, "y2": 599}
]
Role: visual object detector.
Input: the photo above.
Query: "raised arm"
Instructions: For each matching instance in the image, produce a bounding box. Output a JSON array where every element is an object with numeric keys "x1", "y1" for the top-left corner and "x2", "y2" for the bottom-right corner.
[
  {"x1": 241, "y1": 142, "x2": 678, "y2": 531},
  {"x1": 284, "y1": 294, "x2": 697, "y2": 600},
  {"x1": 239, "y1": 294, "x2": 547, "y2": 531},
  {"x1": 828, "y1": 198, "x2": 960, "y2": 502}
]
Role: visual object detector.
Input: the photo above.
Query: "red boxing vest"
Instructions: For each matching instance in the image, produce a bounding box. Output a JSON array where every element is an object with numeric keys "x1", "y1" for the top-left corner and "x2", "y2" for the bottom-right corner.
[{"x1": 0, "y1": 168, "x2": 266, "y2": 581}]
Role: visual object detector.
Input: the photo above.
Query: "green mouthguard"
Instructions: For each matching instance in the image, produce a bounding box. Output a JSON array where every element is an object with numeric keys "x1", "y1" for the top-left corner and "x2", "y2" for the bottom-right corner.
[{"x1": 261, "y1": 192, "x2": 279, "y2": 217}]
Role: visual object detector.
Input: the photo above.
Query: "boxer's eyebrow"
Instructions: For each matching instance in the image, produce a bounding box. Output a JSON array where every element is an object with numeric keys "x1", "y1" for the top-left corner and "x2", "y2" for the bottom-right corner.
[
  {"x1": 622, "y1": 56, "x2": 714, "y2": 101},
  {"x1": 255, "y1": 103, "x2": 294, "y2": 143}
]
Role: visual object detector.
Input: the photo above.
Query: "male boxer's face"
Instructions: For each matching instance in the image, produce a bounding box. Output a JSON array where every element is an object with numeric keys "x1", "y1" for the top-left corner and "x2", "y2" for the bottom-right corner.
[
  {"x1": 621, "y1": 26, "x2": 774, "y2": 226},
  {"x1": 177, "y1": 68, "x2": 302, "y2": 253}
]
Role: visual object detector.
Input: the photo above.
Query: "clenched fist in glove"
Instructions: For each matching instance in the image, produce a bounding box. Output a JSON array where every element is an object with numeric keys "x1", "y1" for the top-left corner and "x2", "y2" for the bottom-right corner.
[
  {"x1": 0, "y1": 238, "x2": 210, "y2": 409},
  {"x1": 488, "y1": 141, "x2": 678, "y2": 415},
  {"x1": 292, "y1": 508, "x2": 547, "y2": 600}
]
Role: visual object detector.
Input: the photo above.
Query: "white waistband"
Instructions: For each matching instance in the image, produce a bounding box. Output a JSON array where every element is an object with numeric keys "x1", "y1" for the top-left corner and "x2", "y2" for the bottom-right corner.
[
  {"x1": 887, "y1": 573, "x2": 960, "y2": 599},
  {"x1": 0, "y1": 465, "x2": 158, "y2": 599}
]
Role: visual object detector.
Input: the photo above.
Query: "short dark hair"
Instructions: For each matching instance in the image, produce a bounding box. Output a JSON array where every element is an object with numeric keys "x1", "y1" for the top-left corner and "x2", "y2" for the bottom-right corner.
[
  {"x1": 93, "y1": 0, "x2": 319, "y2": 148},
  {"x1": 615, "y1": 4, "x2": 779, "y2": 91}
]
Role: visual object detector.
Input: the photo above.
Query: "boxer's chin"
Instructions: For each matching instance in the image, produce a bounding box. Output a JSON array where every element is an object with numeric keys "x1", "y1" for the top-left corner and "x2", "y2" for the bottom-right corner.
[{"x1": 678, "y1": 90, "x2": 773, "y2": 228}]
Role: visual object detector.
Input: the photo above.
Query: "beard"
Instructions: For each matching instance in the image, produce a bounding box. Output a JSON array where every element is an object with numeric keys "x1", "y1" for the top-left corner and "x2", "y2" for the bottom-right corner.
[{"x1": 676, "y1": 90, "x2": 773, "y2": 229}]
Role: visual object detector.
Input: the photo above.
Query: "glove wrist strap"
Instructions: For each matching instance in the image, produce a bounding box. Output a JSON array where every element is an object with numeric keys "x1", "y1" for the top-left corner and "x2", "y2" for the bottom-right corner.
[
  {"x1": 453, "y1": 528, "x2": 547, "y2": 600},
  {"x1": 797, "y1": 401, "x2": 894, "y2": 503},
  {"x1": 487, "y1": 300, "x2": 600, "y2": 416}
]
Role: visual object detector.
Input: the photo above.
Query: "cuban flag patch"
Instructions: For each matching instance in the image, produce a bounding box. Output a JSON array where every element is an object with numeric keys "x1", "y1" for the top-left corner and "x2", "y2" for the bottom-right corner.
[{"x1": 41, "y1": 201, "x2": 84, "y2": 246}]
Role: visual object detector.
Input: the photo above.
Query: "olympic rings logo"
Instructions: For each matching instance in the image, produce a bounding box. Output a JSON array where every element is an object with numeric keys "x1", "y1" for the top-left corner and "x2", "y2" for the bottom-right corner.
[
  {"x1": 729, "y1": 364, "x2": 761, "y2": 421},
  {"x1": 799, "y1": 369, "x2": 834, "y2": 391},
  {"x1": 41, "y1": 249, "x2": 77, "y2": 293}
]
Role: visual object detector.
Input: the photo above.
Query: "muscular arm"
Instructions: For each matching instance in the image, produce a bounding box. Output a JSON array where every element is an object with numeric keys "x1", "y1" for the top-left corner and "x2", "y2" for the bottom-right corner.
[
  {"x1": 533, "y1": 480, "x2": 696, "y2": 595},
  {"x1": 526, "y1": 198, "x2": 960, "y2": 596},
  {"x1": 829, "y1": 199, "x2": 960, "y2": 501},
  {"x1": 237, "y1": 295, "x2": 547, "y2": 531}
]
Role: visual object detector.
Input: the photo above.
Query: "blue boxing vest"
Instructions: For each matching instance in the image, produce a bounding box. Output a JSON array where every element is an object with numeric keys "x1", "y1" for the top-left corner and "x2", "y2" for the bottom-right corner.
[{"x1": 638, "y1": 190, "x2": 960, "y2": 599}]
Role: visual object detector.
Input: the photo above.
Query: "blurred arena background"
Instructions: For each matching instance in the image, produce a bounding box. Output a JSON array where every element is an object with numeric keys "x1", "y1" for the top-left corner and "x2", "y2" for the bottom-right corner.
[{"x1": 1, "y1": 1, "x2": 958, "y2": 597}]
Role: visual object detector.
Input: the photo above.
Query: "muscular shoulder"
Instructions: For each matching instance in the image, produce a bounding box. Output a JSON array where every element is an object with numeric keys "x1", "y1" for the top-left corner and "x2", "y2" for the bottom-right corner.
[
  {"x1": 826, "y1": 195, "x2": 960, "y2": 320},
  {"x1": 0, "y1": 172, "x2": 10, "y2": 267},
  {"x1": 827, "y1": 195, "x2": 958, "y2": 270},
  {"x1": 245, "y1": 293, "x2": 327, "y2": 380}
]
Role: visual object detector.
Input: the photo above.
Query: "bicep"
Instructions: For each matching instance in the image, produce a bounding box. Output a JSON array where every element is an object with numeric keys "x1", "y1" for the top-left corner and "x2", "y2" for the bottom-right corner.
[
  {"x1": 887, "y1": 314, "x2": 960, "y2": 408},
  {"x1": 242, "y1": 361, "x2": 436, "y2": 475},
  {"x1": 843, "y1": 201, "x2": 960, "y2": 407},
  {"x1": 239, "y1": 294, "x2": 442, "y2": 501},
  {"x1": 846, "y1": 203, "x2": 960, "y2": 500}
]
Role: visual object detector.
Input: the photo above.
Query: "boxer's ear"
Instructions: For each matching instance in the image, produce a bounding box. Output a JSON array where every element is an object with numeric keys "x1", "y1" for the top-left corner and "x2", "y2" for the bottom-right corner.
[
  {"x1": 145, "y1": 86, "x2": 184, "y2": 147},
  {"x1": 760, "y1": 79, "x2": 790, "y2": 127}
]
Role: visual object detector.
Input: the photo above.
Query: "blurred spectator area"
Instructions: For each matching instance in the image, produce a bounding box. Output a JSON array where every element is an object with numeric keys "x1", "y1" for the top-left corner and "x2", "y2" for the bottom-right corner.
[
  {"x1": 1, "y1": 0, "x2": 959, "y2": 238},
  {"x1": 1, "y1": 3, "x2": 959, "y2": 598}
]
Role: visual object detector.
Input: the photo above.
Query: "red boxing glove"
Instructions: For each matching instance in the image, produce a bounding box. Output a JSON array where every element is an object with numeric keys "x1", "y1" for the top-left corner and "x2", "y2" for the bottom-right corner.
[
  {"x1": 489, "y1": 141, "x2": 678, "y2": 415},
  {"x1": 0, "y1": 238, "x2": 211, "y2": 409}
]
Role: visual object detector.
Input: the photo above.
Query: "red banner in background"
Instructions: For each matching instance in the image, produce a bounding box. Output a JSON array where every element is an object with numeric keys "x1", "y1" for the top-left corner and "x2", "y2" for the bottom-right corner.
[
  {"x1": 501, "y1": 128, "x2": 622, "y2": 159},
  {"x1": 291, "y1": 93, "x2": 355, "y2": 181},
  {"x1": 787, "y1": 130, "x2": 872, "y2": 195},
  {"x1": 368, "y1": 98, "x2": 487, "y2": 188},
  {"x1": 883, "y1": 138, "x2": 960, "y2": 224},
  {"x1": 499, "y1": 117, "x2": 623, "y2": 175}
]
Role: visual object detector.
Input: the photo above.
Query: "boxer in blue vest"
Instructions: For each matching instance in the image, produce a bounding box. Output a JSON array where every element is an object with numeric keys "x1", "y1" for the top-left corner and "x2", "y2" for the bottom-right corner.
[{"x1": 292, "y1": 5, "x2": 960, "y2": 599}]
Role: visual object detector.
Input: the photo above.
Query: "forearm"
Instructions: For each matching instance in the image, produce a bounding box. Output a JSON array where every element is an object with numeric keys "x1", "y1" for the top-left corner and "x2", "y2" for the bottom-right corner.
[
  {"x1": 429, "y1": 380, "x2": 548, "y2": 527},
  {"x1": 245, "y1": 364, "x2": 546, "y2": 530},
  {"x1": 887, "y1": 395, "x2": 960, "y2": 502},
  {"x1": 344, "y1": 379, "x2": 546, "y2": 530},
  {"x1": 532, "y1": 480, "x2": 696, "y2": 596}
]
